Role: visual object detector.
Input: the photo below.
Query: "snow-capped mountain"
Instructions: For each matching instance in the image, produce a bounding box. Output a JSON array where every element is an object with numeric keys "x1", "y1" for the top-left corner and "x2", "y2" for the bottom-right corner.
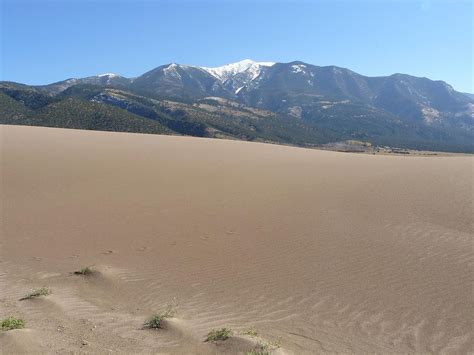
[
  {"x1": 129, "y1": 60, "x2": 275, "y2": 98},
  {"x1": 25, "y1": 58, "x2": 472, "y2": 152},
  {"x1": 201, "y1": 59, "x2": 274, "y2": 81},
  {"x1": 130, "y1": 63, "x2": 230, "y2": 98},
  {"x1": 201, "y1": 59, "x2": 275, "y2": 93},
  {"x1": 42, "y1": 60, "x2": 277, "y2": 97}
]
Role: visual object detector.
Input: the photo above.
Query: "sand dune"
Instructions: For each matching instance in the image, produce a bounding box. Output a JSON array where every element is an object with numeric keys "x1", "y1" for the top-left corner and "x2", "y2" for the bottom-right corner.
[{"x1": 0, "y1": 125, "x2": 473, "y2": 353}]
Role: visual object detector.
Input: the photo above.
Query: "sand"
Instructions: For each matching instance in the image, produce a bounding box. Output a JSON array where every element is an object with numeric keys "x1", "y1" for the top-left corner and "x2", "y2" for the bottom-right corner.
[{"x1": 0, "y1": 125, "x2": 473, "y2": 354}]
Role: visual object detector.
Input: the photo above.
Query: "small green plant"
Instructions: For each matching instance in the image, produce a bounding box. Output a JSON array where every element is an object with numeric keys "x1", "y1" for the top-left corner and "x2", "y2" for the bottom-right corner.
[
  {"x1": 246, "y1": 339, "x2": 281, "y2": 355},
  {"x1": 1, "y1": 317, "x2": 25, "y2": 331},
  {"x1": 246, "y1": 348, "x2": 269, "y2": 355},
  {"x1": 241, "y1": 327, "x2": 258, "y2": 337},
  {"x1": 144, "y1": 314, "x2": 166, "y2": 329},
  {"x1": 19, "y1": 287, "x2": 51, "y2": 301},
  {"x1": 73, "y1": 266, "x2": 94, "y2": 276},
  {"x1": 205, "y1": 328, "x2": 233, "y2": 342},
  {"x1": 143, "y1": 306, "x2": 176, "y2": 329}
]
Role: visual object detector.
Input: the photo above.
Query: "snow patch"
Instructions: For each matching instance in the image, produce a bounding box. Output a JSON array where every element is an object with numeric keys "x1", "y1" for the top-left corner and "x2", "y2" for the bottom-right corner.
[
  {"x1": 291, "y1": 64, "x2": 306, "y2": 74},
  {"x1": 164, "y1": 63, "x2": 182, "y2": 79},
  {"x1": 98, "y1": 73, "x2": 119, "y2": 78},
  {"x1": 202, "y1": 59, "x2": 275, "y2": 81},
  {"x1": 235, "y1": 86, "x2": 245, "y2": 94}
]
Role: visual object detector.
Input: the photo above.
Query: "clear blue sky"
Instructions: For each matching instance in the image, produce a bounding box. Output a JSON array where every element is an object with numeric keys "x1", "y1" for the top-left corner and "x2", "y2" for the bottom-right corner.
[{"x1": 1, "y1": 0, "x2": 472, "y2": 92}]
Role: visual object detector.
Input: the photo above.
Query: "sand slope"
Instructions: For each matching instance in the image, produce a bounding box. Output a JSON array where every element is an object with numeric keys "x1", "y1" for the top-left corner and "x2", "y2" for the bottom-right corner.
[{"x1": 1, "y1": 125, "x2": 473, "y2": 353}]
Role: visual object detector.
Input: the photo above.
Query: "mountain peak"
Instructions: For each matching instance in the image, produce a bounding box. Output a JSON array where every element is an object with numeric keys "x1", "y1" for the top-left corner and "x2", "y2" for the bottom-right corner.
[
  {"x1": 201, "y1": 59, "x2": 275, "y2": 81},
  {"x1": 98, "y1": 73, "x2": 120, "y2": 78}
]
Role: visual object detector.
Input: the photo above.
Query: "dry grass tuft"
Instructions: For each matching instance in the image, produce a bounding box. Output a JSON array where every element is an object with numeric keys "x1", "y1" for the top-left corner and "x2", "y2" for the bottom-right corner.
[
  {"x1": 205, "y1": 328, "x2": 233, "y2": 342},
  {"x1": 19, "y1": 287, "x2": 51, "y2": 301}
]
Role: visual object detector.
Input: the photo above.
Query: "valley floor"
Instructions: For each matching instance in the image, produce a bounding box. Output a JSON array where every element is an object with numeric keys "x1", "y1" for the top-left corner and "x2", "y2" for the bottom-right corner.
[{"x1": 0, "y1": 125, "x2": 472, "y2": 353}]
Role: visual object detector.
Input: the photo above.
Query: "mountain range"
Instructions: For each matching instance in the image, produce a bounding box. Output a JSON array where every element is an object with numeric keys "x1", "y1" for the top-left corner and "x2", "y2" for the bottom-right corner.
[{"x1": 1, "y1": 59, "x2": 473, "y2": 152}]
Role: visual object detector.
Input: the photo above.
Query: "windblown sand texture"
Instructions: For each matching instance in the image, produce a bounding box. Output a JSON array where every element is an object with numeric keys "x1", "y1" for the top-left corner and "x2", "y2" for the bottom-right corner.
[{"x1": 1, "y1": 125, "x2": 472, "y2": 353}]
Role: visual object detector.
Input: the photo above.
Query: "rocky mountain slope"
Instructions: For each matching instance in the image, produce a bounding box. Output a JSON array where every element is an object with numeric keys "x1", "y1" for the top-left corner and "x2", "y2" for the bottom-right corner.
[{"x1": 1, "y1": 60, "x2": 473, "y2": 152}]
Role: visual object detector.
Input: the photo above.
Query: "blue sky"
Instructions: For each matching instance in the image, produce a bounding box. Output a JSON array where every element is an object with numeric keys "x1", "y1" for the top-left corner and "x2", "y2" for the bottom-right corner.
[{"x1": 1, "y1": 0, "x2": 472, "y2": 92}]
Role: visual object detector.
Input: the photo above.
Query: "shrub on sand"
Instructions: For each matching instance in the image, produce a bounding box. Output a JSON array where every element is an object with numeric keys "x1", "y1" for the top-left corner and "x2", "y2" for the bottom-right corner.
[
  {"x1": 246, "y1": 337, "x2": 281, "y2": 355},
  {"x1": 19, "y1": 287, "x2": 51, "y2": 301},
  {"x1": 205, "y1": 328, "x2": 233, "y2": 342},
  {"x1": 73, "y1": 266, "x2": 94, "y2": 276},
  {"x1": 143, "y1": 307, "x2": 176, "y2": 329},
  {"x1": 241, "y1": 327, "x2": 258, "y2": 337},
  {"x1": 1, "y1": 317, "x2": 25, "y2": 331}
]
